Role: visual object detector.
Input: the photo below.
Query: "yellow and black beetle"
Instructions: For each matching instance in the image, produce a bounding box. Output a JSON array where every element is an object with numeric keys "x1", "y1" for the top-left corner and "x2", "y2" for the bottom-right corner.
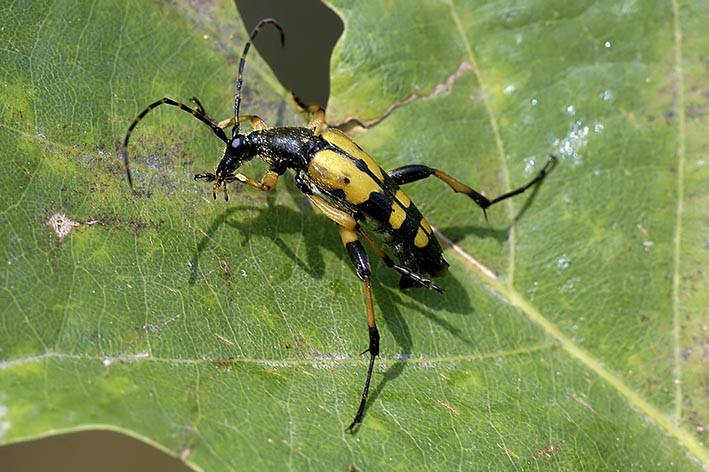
[{"x1": 122, "y1": 19, "x2": 556, "y2": 432}]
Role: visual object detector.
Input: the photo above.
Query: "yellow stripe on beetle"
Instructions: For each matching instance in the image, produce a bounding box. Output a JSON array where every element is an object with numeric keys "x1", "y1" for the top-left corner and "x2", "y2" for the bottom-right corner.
[
  {"x1": 388, "y1": 202, "x2": 406, "y2": 230},
  {"x1": 308, "y1": 149, "x2": 382, "y2": 205},
  {"x1": 388, "y1": 189, "x2": 413, "y2": 230},
  {"x1": 321, "y1": 128, "x2": 385, "y2": 181},
  {"x1": 414, "y1": 227, "x2": 430, "y2": 248}
]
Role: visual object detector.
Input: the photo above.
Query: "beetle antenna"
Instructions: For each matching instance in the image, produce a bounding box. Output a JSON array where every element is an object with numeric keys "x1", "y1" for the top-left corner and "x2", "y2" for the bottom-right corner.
[{"x1": 233, "y1": 18, "x2": 285, "y2": 138}]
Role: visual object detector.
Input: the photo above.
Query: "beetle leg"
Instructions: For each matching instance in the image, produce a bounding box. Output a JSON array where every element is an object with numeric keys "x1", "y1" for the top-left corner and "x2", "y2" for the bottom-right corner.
[
  {"x1": 356, "y1": 228, "x2": 443, "y2": 293},
  {"x1": 335, "y1": 224, "x2": 379, "y2": 432},
  {"x1": 291, "y1": 93, "x2": 327, "y2": 135},
  {"x1": 217, "y1": 114, "x2": 269, "y2": 131},
  {"x1": 226, "y1": 169, "x2": 280, "y2": 192},
  {"x1": 307, "y1": 194, "x2": 446, "y2": 429},
  {"x1": 306, "y1": 106, "x2": 326, "y2": 136},
  {"x1": 308, "y1": 195, "x2": 440, "y2": 291},
  {"x1": 197, "y1": 169, "x2": 280, "y2": 200},
  {"x1": 388, "y1": 155, "x2": 557, "y2": 217}
]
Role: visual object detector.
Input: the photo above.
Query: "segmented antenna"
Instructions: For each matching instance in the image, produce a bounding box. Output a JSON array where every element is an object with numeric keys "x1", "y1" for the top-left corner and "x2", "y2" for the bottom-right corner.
[
  {"x1": 122, "y1": 97, "x2": 228, "y2": 188},
  {"x1": 233, "y1": 18, "x2": 285, "y2": 138}
]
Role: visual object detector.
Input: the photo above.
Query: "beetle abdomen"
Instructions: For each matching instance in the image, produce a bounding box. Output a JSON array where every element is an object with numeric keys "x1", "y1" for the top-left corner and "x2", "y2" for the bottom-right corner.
[{"x1": 307, "y1": 129, "x2": 449, "y2": 280}]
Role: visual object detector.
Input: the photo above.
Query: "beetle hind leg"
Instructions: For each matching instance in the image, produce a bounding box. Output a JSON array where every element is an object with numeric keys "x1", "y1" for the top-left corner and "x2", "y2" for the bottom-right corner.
[
  {"x1": 337, "y1": 225, "x2": 380, "y2": 432},
  {"x1": 308, "y1": 195, "x2": 442, "y2": 292},
  {"x1": 388, "y1": 155, "x2": 557, "y2": 217},
  {"x1": 356, "y1": 228, "x2": 443, "y2": 293}
]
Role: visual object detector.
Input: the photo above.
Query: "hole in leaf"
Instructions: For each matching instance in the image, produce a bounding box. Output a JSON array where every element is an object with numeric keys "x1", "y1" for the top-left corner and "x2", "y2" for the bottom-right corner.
[{"x1": 234, "y1": 0, "x2": 343, "y2": 107}]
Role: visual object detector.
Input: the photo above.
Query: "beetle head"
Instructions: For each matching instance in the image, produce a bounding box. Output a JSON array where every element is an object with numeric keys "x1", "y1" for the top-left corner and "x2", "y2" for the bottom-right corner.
[
  {"x1": 193, "y1": 19, "x2": 283, "y2": 202},
  {"x1": 194, "y1": 134, "x2": 252, "y2": 201}
]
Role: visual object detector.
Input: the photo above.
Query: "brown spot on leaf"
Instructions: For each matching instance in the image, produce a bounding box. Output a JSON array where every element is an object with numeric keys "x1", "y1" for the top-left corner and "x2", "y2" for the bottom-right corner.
[
  {"x1": 437, "y1": 400, "x2": 459, "y2": 415},
  {"x1": 46, "y1": 213, "x2": 80, "y2": 240},
  {"x1": 534, "y1": 440, "x2": 565, "y2": 460}
]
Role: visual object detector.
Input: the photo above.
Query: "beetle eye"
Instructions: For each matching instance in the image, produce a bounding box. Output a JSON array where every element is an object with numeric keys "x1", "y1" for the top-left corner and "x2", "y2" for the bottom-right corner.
[{"x1": 229, "y1": 135, "x2": 246, "y2": 150}]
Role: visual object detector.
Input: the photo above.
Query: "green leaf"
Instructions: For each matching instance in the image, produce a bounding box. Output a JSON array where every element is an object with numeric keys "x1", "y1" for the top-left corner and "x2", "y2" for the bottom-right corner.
[{"x1": 1, "y1": 0, "x2": 707, "y2": 470}]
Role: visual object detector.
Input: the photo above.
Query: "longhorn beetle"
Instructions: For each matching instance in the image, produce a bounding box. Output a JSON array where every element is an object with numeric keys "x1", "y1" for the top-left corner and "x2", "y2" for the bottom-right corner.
[{"x1": 122, "y1": 19, "x2": 557, "y2": 432}]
